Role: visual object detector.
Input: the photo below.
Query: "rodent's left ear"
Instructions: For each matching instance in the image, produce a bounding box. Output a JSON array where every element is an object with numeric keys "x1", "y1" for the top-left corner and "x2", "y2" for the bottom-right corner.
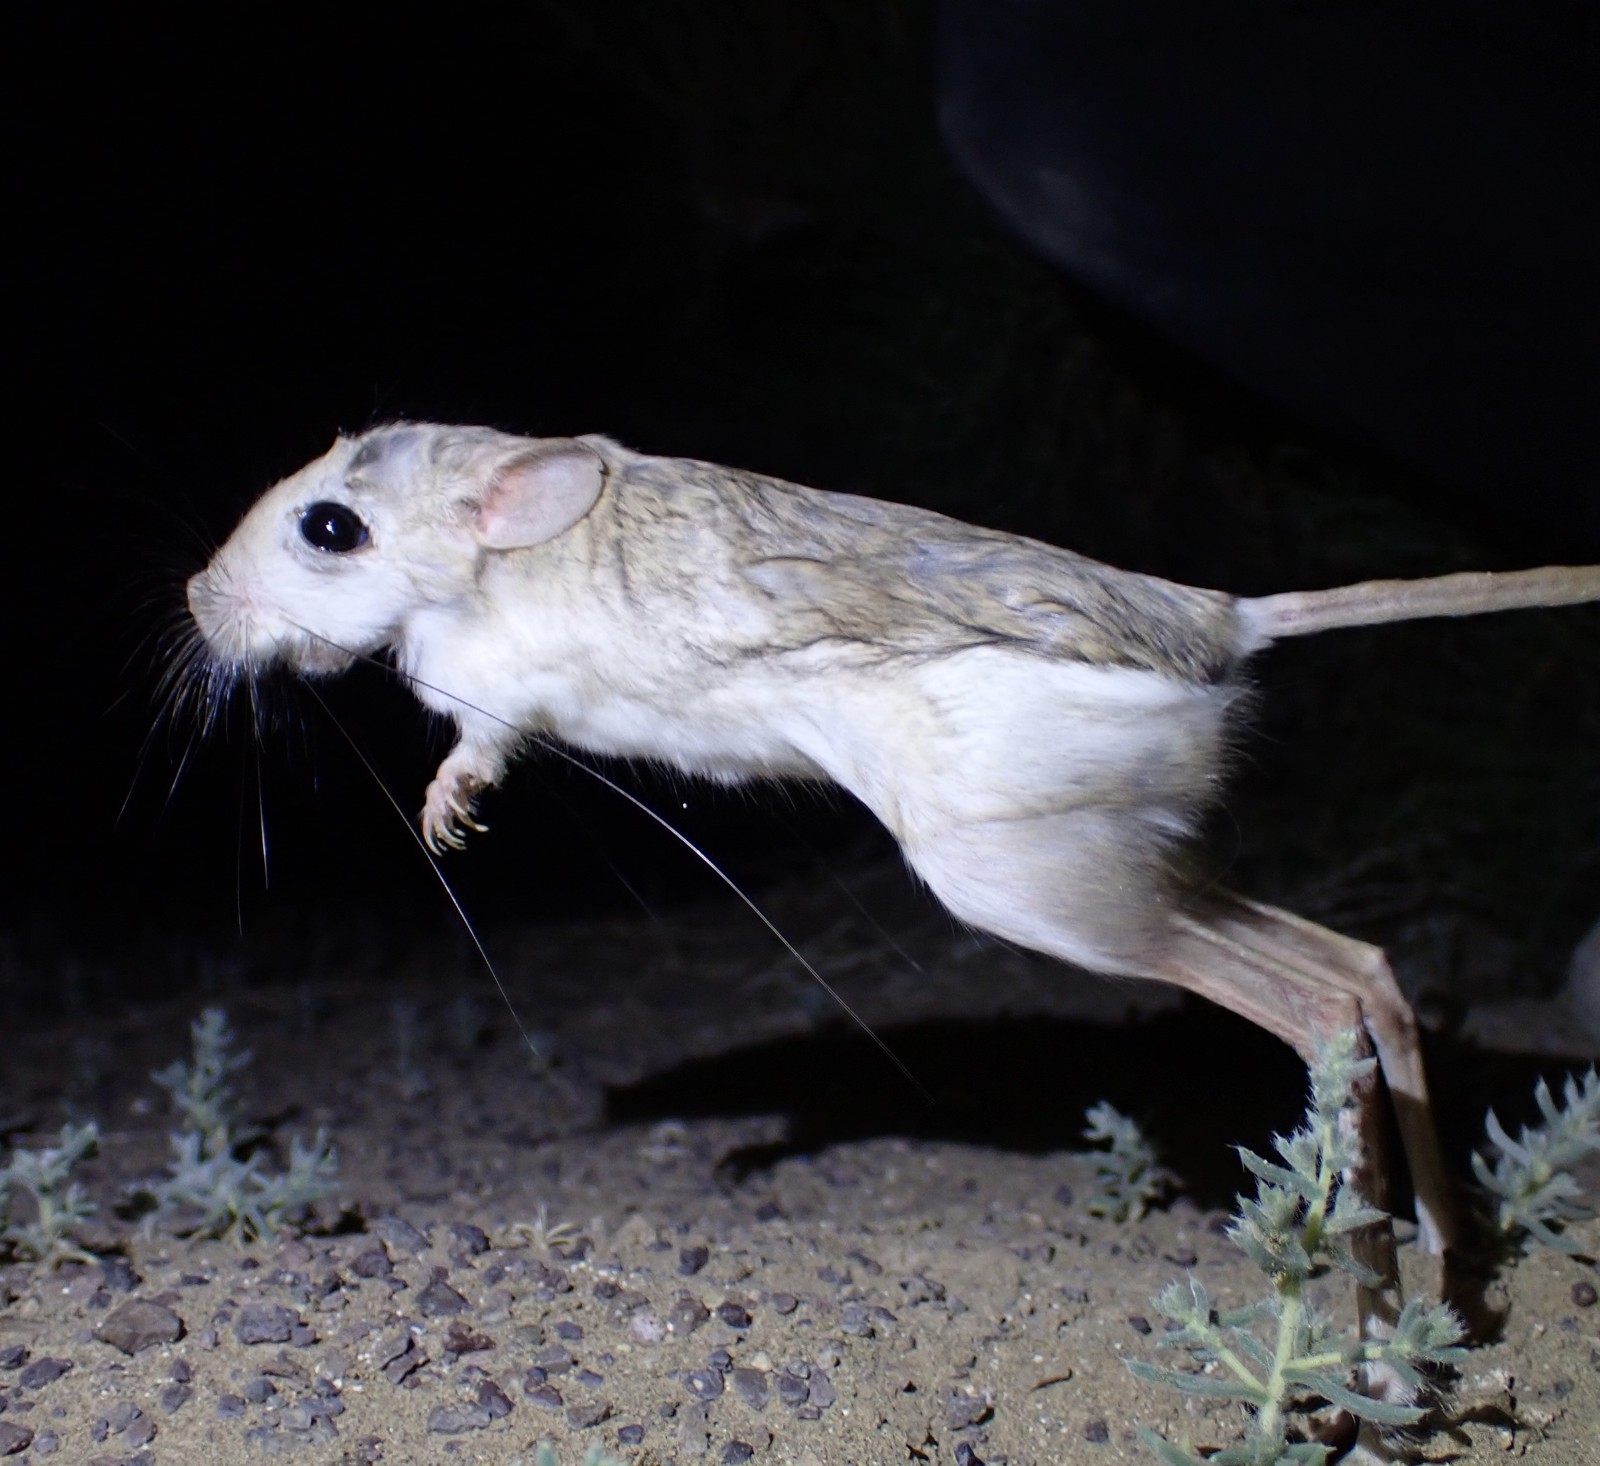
[{"x1": 472, "y1": 440, "x2": 605, "y2": 549}]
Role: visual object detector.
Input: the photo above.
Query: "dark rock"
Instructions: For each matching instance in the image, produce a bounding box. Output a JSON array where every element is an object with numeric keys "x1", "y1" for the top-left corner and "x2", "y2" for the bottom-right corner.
[
  {"x1": 0, "y1": 1348, "x2": 24, "y2": 1370},
  {"x1": 776, "y1": 1373, "x2": 809, "y2": 1408},
  {"x1": 731, "y1": 1368, "x2": 769, "y2": 1411},
  {"x1": 427, "y1": 1403, "x2": 492, "y2": 1434},
  {"x1": 17, "y1": 1357, "x2": 73, "y2": 1390},
  {"x1": 554, "y1": 1319, "x2": 584, "y2": 1340},
  {"x1": 245, "y1": 1377, "x2": 277, "y2": 1404},
  {"x1": 686, "y1": 1370, "x2": 725, "y2": 1402},
  {"x1": 943, "y1": 1390, "x2": 989, "y2": 1428},
  {"x1": 0, "y1": 1421, "x2": 32, "y2": 1455},
  {"x1": 617, "y1": 1423, "x2": 645, "y2": 1446},
  {"x1": 27, "y1": 1429, "x2": 56, "y2": 1456},
  {"x1": 374, "y1": 1215, "x2": 429, "y2": 1254},
  {"x1": 103, "y1": 1402, "x2": 140, "y2": 1432},
  {"x1": 477, "y1": 1379, "x2": 513, "y2": 1419},
  {"x1": 678, "y1": 1246, "x2": 710, "y2": 1277},
  {"x1": 524, "y1": 1383, "x2": 563, "y2": 1409},
  {"x1": 449, "y1": 1223, "x2": 490, "y2": 1254},
  {"x1": 565, "y1": 1400, "x2": 611, "y2": 1429},
  {"x1": 575, "y1": 1368, "x2": 605, "y2": 1388},
  {"x1": 1573, "y1": 1280, "x2": 1598, "y2": 1308},
  {"x1": 124, "y1": 1412, "x2": 156, "y2": 1447},
  {"x1": 96, "y1": 1300, "x2": 185, "y2": 1356},
  {"x1": 235, "y1": 1304, "x2": 298, "y2": 1346},
  {"x1": 160, "y1": 1384, "x2": 192, "y2": 1413},
  {"x1": 169, "y1": 1358, "x2": 193, "y2": 1383},
  {"x1": 717, "y1": 1303, "x2": 752, "y2": 1329},
  {"x1": 350, "y1": 1246, "x2": 393, "y2": 1279},
  {"x1": 99, "y1": 1258, "x2": 141, "y2": 1294},
  {"x1": 954, "y1": 1443, "x2": 987, "y2": 1466},
  {"x1": 216, "y1": 1394, "x2": 246, "y2": 1418},
  {"x1": 768, "y1": 1293, "x2": 798, "y2": 1315},
  {"x1": 722, "y1": 1443, "x2": 755, "y2": 1463},
  {"x1": 530, "y1": 1344, "x2": 574, "y2": 1375},
  {"x1": 380, "y1": 1338, "x2": 426, "y2": 1387},
  {"x1": 668, "y1": 1295, "x2": 710, "y2": 1335},
  {"x1": 442, "y1": 1322, "x2": 495, "y2": 1355},
  {"x1": 1085, "y1": 1418, "x2": 1110, "y2": 1444},
  {"x1": 1128, "y1": 1315, "x2": 1153, "y2": 1335},
  {"x1": 417, "y1": 1272, "x2": 468, "y2": 1318}
]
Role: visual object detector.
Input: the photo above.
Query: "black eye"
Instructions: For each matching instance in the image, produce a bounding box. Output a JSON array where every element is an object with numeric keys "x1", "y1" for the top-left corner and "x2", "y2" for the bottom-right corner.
[{"x1": 299, "y1": 501, "x2": 370, "y2": 554}]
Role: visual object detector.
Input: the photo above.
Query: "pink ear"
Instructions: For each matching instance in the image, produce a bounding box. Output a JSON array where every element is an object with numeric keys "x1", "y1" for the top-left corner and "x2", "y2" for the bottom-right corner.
[{"x1": 472, "y1": 442, "x2": 605, "y2": 549}]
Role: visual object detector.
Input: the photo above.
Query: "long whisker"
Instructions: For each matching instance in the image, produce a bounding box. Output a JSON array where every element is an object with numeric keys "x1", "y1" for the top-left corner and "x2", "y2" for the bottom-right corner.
[{"x1": 301, "y1": 682, "x2": 546, "y2": 1065}]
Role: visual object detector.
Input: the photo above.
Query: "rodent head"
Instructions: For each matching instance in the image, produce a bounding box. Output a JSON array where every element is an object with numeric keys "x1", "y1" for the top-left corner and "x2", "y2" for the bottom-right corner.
[{"x1": 186, "y1": 423, "x2": 608, "y2": 677}]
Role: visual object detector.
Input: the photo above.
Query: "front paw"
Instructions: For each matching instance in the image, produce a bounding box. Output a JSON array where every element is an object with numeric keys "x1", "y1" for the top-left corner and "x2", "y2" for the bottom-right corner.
[{"x1": 421, "y1": 771, "x2": 490, "y2": 854}]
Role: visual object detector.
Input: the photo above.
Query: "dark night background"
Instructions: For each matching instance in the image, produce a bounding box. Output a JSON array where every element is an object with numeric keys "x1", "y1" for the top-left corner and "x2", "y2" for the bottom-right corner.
[{"x1": 8, "y1": 2, "x2": 1598, "y2": 1035}]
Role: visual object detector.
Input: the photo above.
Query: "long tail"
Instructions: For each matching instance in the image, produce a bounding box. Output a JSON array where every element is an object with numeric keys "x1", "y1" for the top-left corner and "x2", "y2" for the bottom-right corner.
[{"x1": 1237, "y1": 565, "x2": 1600, "y2": 647}]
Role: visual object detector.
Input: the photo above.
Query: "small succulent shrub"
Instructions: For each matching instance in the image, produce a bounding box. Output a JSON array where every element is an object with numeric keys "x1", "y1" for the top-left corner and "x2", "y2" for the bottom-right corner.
[
  {"x1": 1130, "y1": 1032, "x2": 1466, "y2": 1466},
  {"x1": 1473, "y1": 1066, "x2": 1599, "y2": 1255},
  {"x1": 1083, "y1": 1100, "x2": 1171, "y2": 1222},
  {"x1": 151, "y1": 1008, "x2": 338, "y2": 1245},
  {"x1": 528, "y1": 1445, "x2": 626, "y2": 1466},
  {"x1": 0, "y1": 1121, "x2": 100, "y2": 1266}
]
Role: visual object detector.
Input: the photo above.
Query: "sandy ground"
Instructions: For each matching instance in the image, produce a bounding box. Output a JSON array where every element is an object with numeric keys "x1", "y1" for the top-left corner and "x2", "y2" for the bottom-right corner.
[{"x1": 3, "y1": 868, "x2": 1598, "y2": 1466}]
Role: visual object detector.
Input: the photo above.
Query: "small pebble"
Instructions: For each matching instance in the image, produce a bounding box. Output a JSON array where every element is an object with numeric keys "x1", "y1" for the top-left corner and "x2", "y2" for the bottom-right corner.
[
  {"x1": 687, "y1": 1370, "x2": 725, "y2": 1401},
  {"x1": 776, "y1": 1373, "x2": 809, "y2": 1408},
  {"x1": 0, "y1": 1420, "x2": 32, "y2": 1455},
  {"x1": 449, "y1": 1222, "x2": 490, "y2": 1254},
  {"x1": 216, "y1": 1395, "x2": 246, "y2": 1419},
  {"x1": 731, "y1": 1368, "x2": 769, "y2": 1411},
  {"x1": 1128, "y1": 1315, "x2": 1152, "y2": 1335},
  {"x1": 96, "y1": 1300, "x2": 185, "y2": 1356},
  {"x1": 722, "y1": 1442, "x2": 755, "y2": 1463},
  {"x1": 28, "y1": 1429, "x2": 56, "y2": 1456},
  {"x1": 1084, "y1": 1418, "x2": 1111, "y2": 1444},
  {"x1": 554, "y1": 1320, "x2": 584, "y2": 1341},
  {"x1": 477, "y1": 1380, "x2": 513, "y2": 1419},
  {"x1": 954, "y1": 1444, "x2": 987, "y2": 1466},
  {"x1": 679, "y1": 1246, "x2": 710, "y2": 1277},
  {"x1": 417, "y1": 1273, "x2": 469, "y2": 1318},
  {"x1": 245, "y1": 1378, "x2": 277, "y2": 1404},
  {"x1": 350, "y1": 1246, "x2": 393, "y2": 1279},
  {"x1": 103, "y1": 1402, "x2": 140, "y2": 1432},
  {"x1": 717, "y1": 1303, "x2": 752, "y2": 1329},
  {"x1": 17, "y1": 1358, "x2": 73, "y2": 1390},
  {"x1": 427, "y1": 1402, "x2": 492, "y2": 1434},
  {"x1": 768, "y1": 1293, "x2": 798, "y2": 1315},
  {"x1": 374, "y1": 1215, "x2": 429, "y2": 1254},
  {"x1": 668, "y1": 1296, "x2": 710, "y2": 1335},
  {"x1": 565, "y1": 1400, "x2": 611, "y2": 1429},
  {"x1": 160, "y1": 1384, "x2": 192, "y2": 1414},
  {"x1": 617, "y1": 1424, "x2": 645, "y2": 1446},
  {"x1": 1573, "y1": 1280, "x2": 1598, "y2": 1308},
  {"x1": 235, "y1": 1304, "x2": 298, "y2": 1346},
  {"x1": 99, "y1": 1258, "x2": 141, "y2": 1294},
  {"x1": 808, "y1": 1371, "x2": 837, "y2": 1410},
  {"x1": 0, "y1": 1349, "x2": 24, "y2": 1370},
  {"x1": 524, "y1": 1382, "x2": 563, "y2": 1410},
  {"x1": 170, "y1": 1358, "x2": 193, "y2": 1383}
]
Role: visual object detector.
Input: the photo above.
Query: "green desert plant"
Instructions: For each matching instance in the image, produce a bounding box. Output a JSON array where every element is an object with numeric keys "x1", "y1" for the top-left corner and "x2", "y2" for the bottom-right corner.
[
  {"x1": 1083, "y1": 1100, "x2": 1171, "y2": 1222},
  {"x1": 1473, "y1": 1065, "x2": 1599, "y2": 1255},
  {"x1": 151, "y1": 1008, "x2": 338, "y2": 1245},
  {"x1": 528, "y1": 1445, "x2": 626, "y2": 1466},
  {"x1": 1129, "y1": 1032, "x2": 1466, "y2": 1466},
  {"x1": 0, "y1": 1120, "x2": 100, "y2": 1266}
]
